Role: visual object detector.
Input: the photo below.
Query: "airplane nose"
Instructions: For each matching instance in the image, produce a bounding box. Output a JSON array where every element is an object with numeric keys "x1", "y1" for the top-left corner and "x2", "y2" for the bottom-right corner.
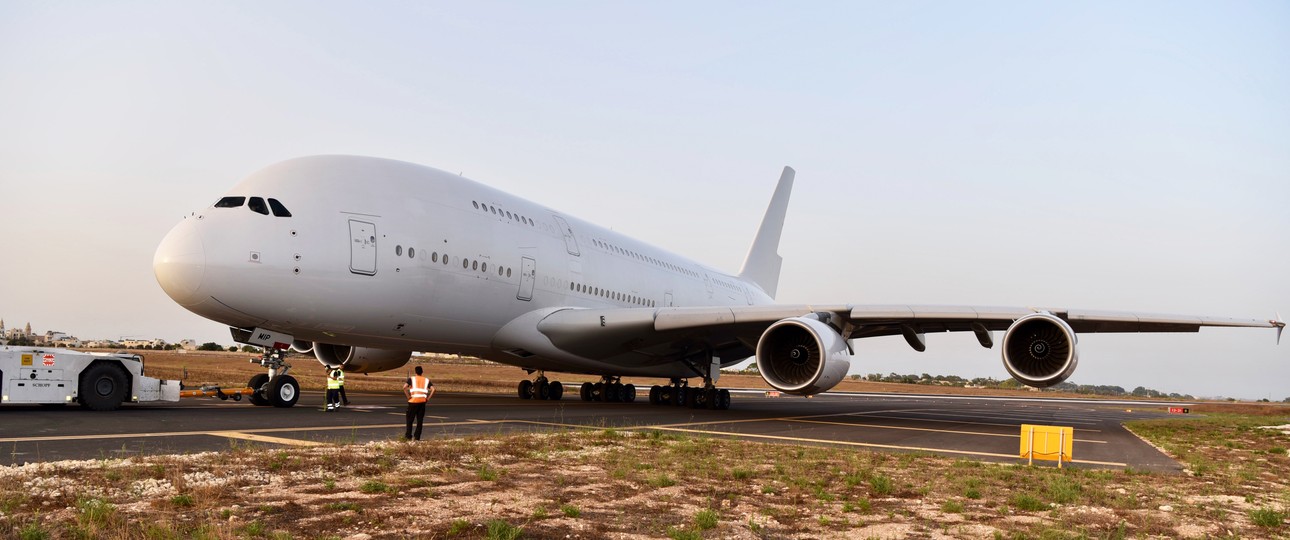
[{"x1": 154, "y1": 219, "x2": 206, "y2": 306}]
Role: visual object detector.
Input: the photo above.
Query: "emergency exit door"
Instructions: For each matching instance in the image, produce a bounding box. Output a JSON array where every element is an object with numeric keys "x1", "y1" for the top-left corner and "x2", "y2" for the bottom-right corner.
[
  {"x1": 349, "y1": 219, "x2": 377, "y2": 275},
  {"x1": 517, "y1": 257, "x2": 536, "y2": 301}
]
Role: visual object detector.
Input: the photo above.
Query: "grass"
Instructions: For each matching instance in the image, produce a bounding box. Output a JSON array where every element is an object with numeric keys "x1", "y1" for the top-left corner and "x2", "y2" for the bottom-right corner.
[
  {"x1": 169, "y1": 494, "x2": 194, "y2": 507},
  {"x1": 1011, "y1": 493, "x2": 1047, "y2": 512},
  {"x1": 447, "y1": 519, "x2": 471, "y2": 535},
  {"x1": 560, "y1": 504, "x2": 581, "y2": 518},
  {"x1": 1251, "y1": 507, "x2": 1285, "y2": 528},
  {"x1": 484, "y1": 519, "x2": 521, "y2": 540},
  {"x1": 869, "y1": 474, "x2": 894, "y2": 496},
  {"x1": 695, "y1": 508, "x2": 718, "y2": 530},
  {"x1": 359, "y1": 480, "x2": 393, "y2": 494}
]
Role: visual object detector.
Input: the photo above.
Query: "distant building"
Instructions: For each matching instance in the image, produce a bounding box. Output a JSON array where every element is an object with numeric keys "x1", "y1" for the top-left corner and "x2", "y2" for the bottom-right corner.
[{"x1": 178, "y1": 339, "x2": 198, "y2": 350}]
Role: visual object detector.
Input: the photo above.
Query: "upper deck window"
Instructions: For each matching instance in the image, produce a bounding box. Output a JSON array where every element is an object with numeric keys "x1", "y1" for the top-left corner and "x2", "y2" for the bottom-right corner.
[
  {"x1": 248, "y1": 197, "x2": 269, "y2": 215},
  {"x1": 214, "y1": 196, "x2": 246, "y2": 208},
  {"x1": 268, "y1": 198, "x2": 292, "y2": 217}
]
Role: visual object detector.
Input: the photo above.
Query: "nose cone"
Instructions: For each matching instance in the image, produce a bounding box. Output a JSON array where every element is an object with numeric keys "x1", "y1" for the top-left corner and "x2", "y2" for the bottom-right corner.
[{"x1": 154, "y1": 219, "x2": 206, "y2": 306}]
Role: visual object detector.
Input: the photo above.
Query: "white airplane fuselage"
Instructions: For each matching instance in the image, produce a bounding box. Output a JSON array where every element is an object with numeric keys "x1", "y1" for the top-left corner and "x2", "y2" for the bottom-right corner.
[{"x1": 155, "y1": 156, "x2": 771, "y2": 378}]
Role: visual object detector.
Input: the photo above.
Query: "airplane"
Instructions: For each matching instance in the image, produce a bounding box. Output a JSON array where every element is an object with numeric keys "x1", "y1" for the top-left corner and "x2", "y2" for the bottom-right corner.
[{"x1": 152, "y1": 155, "x2": 1284, "y2": 409}]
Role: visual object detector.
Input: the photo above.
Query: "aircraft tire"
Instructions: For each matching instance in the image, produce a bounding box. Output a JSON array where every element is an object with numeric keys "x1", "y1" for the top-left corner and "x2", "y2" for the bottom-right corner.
[
  {"x1": 673, "y1": 387, "x2": 688, "y2": 407},
  {"x1": 268, "y1": 375, "x2": 300, "y2": 408},
  {"x1": 649, "y1": 385, "x2": 660, "y2": 405},
  {"x1": 79, "y1": 363, "x2": 129, "y2": 411},
  {"x1": 536, "y1": 380, "x2": 550, "y2": 400},
  {"x1": 549, "y1": 381, "x2": 564, "y2": 400},
  {"x1": 248, "y1": 374, "x2": 271, "y2": 406},
  {"x1": 518, "y1": 380, "x2": 533, "y2": 399},
  {"x1": 622, "y1": 383, "x2": 636, "y2": 403},
  {"x1": 580, "y1": 382, "x2": 592, "y2": 401},
  {"x1": 717, "y1": 389, "x2": 731, "y2": 410}
]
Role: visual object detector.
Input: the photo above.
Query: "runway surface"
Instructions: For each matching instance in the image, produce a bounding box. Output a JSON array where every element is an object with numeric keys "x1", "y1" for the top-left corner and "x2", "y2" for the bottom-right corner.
[{"x1": 0, "y1": 389, "x2": 1186, "y2": 471}]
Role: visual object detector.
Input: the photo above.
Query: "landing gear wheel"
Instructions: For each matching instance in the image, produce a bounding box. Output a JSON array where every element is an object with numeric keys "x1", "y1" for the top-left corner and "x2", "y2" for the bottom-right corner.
[
  {"x1": 704, "y1": 388, "x2": 719, "y2": 410},
  {"x1": 248, "y1": 373, "x2": 271, "y2": 406},
  {"x1": 674, "y1": 386, "x2": 688, "y2": 407},
  {"x1": 536, "y1": 380, "x2": 550, "y2": 400},
  {"x1": 79, "y1": 363, "x2": 128, "y2": 411},
  {"x1": 649, "y1": 385, "x2": 661, "y2": 405},
  {"x1": 268, "y1": 375, "x2": 300, "y2": 408},
  {"x1": 549, "y1": 381, "x2": 564, "y2": 400},
  {"x1": 717, "y1": 389, "x2": 731, "y2": 410},
  {"x1": 518, "y1": 380, "x2": 533, "y2": 399},
  {"x1": 622, "y1": 383, "x2": 636, "y2": 403},
  {"x1": 580, "y1": 382, "x2": 593, "y2": 401},
  {"x1": 687, "y1": 387, "x2": 702, "y2": 408}
]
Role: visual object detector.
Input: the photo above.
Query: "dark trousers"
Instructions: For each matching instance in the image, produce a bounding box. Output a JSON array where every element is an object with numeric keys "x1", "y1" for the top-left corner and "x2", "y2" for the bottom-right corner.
[
  {"x1": 405, "y1": 401, "x2": 426, "y2": 440},
  {"x1": 338, "y1": 385, "x2": 349, "y2": 404},
  {"x1": 326, "y1": 388, "x2": 340, "y2": 408}
]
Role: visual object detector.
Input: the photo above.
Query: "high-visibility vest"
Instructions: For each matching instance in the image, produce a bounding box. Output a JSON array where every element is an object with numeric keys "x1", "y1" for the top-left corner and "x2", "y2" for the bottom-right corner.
[
  {"x1": 335, "y1": 370, "x2": 345, "y2": 386},
  {"x1": 327, "y1": 370, "x2": 342, "y2": 390},
  {"x1": 408, "y1": 376, "x2": 430, "y2": 403}
]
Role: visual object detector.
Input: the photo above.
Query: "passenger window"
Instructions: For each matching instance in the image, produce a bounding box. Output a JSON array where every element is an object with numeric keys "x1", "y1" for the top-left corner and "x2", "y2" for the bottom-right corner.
[
  {"x1": 507, "y1": 268, "x2": 512, "y2": 278},
  {"x1": 432, "y1": 252, "x2": 438, "y2": 263},
  {"x1": 472, "y1": 201, "x2": 479, "y2": 209},
  {"x1": 214, "y1": 196, "x2": 246, "y2": 208},
  {"x1": 472, "y1": 260, "x2": 478, "y2": 271},
  {"x1": 248, "y1": 197, "x2": 269, "y2": 215},
  {"x1": 463, "y1": 259, "x2": 470, "y2": 269},
  {"x1": 396, "y1": 245, "x2": 403, "y2": 256},
  {"x1": 409, "y1": 248, "x2": 415, "y2": 258},
  {"x1": 267, "y1": 198, "x2": 292, "y2": 217},
  {"x1": 481, "y1": 262, "x2": 487, "y2": 272}
]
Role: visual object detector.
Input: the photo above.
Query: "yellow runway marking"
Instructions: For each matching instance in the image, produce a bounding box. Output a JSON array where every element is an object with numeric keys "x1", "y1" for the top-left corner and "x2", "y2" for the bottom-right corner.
[
  {"x1": 0, "y1": 420, "x2": 500, "y2": 444},
  {"x1": 788, "y1": 418, "x2": 1107, "y2": 444},
  {"x1": 210, "y1": 431, "x2": 324, "y2": 447},
  {"x1": 837, "y1": 414, "x2": 1107, "y2": 438},
  {"x1": 651, "y1": 426, "x2": 1127, "y2": 467}
]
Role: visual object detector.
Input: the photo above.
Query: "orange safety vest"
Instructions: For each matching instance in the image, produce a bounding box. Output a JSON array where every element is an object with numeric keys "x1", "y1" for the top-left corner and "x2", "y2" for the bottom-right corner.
[{"x1": 408, "y1": 376, "x2": 430, "y2": 403}]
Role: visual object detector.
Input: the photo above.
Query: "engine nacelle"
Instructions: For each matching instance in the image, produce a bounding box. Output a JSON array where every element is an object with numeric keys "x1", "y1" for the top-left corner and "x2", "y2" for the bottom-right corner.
[
  {"x1": 755, "y1": 317, "x2": 852, "y2": 395},
  {"x1": 1001, "y1": 313, "x2": 1079, "y2": 388},
  {"x1": 312, "y1": 343, "x2": 413, "y2": 374}
]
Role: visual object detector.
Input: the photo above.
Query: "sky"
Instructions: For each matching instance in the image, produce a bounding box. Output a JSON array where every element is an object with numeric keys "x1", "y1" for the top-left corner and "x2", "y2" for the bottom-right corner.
[{"x1": 0, "y1": 1, "x2": 1286, "y2": 399}]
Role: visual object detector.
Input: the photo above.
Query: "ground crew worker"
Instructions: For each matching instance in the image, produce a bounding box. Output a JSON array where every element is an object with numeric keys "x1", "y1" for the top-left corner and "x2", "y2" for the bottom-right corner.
[
  {"x1": 403, "y1": 365, "x2": 434, "y2": 440},
  {"x1": 325, "y1": 367, "x2": 343, "y2": 411},
  {"x1": 336, "y1": 367, "x2": 350, "y2": 406}
]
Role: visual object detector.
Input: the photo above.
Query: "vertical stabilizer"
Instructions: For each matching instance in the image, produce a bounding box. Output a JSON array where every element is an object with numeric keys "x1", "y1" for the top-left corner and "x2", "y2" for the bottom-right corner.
[{"x1": 738, "y1": 166, "x2": 795, "y2": 298}]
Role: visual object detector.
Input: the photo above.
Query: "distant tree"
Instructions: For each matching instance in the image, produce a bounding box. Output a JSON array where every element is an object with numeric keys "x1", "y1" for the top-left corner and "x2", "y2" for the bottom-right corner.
[
  {"x1": 241, "y1": 345, "x2": 261, "y2": 353},
  {"x1": 197, "y1": 342, "x2": 223, "y2": 351},
  {"x1": 227, "y1": 345, "x2": 238, "y2": 352}
]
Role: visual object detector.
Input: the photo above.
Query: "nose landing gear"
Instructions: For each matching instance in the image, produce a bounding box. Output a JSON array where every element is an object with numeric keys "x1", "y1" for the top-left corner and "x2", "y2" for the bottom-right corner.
[{"x1": 247, "y1": 347, "x2": 299, "y2": 408}]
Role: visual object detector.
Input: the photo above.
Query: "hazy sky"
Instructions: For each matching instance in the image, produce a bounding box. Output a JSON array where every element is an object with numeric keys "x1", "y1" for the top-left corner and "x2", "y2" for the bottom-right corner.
[{"x1": 1, "y1": 2, "x2": 1286, "y2": 399}]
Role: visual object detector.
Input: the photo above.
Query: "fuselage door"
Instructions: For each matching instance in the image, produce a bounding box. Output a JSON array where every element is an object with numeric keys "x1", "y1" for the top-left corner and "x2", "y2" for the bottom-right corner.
[
  {"x1": 552, "y1": 215, "x2": 580, "y2": 256},
  {"x1": 348, "y1": 219, "x2": 377, "y2": 276},
  {"x1": 517, "y1": 256, "x2": 536, "y2": 301}
]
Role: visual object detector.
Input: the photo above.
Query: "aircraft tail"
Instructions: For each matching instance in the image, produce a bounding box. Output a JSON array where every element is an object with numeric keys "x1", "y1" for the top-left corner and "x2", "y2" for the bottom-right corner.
[{"x1": 738, "y1": 166, "x2": 795, "y2": 299}]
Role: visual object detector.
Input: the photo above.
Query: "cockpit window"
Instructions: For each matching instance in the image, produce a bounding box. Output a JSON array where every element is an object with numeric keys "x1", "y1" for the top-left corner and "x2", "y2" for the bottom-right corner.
[
  {"x1": 214, "y1": 196, "x2": 246, "y2": 208},
  {"x1": 248, "y1": 197, "x2": 269, "y2": 215},
  {"x1": 268, "y1": 198, "x2": 292, "y2": 217}
]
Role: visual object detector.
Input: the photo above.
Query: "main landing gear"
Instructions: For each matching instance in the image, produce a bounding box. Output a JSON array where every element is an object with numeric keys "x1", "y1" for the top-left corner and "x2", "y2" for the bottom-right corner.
[
  {"x1": 246, "y1": 347, "x2": 300, "y2": 408},
  {"x1": 648, "y1": 378, "x2": 730, "y2": 410},
  {"x1": 579, "y1": 377, "x2": 637, "y2": 403},
  {"x1": 518, "y1": 372, "x2": 564, "y2": 400}
]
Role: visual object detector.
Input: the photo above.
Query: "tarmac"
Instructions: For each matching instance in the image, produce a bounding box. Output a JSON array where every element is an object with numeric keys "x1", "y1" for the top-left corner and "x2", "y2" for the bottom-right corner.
[{"x1": 0, "y1": 389, "x2": 1187, "y2": 471}]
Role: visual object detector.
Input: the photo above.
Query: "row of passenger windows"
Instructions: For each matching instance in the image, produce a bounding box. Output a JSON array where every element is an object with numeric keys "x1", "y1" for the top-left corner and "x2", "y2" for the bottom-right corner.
[
  {"x1": 569, "y1": 281, "x2": 654, "y2": 307},
  {"x1": 394, "y1": 245, "x2": 514, "y2": 278},
  {"x1": 472, "y1": 200, "x2": 535, "y2": 227},
  {"x1": 213, "y1": 196, "x2": 293, "y2": 217},
  {"x1": 592, "y1": 238, "x2": 699, "y2": 279}
]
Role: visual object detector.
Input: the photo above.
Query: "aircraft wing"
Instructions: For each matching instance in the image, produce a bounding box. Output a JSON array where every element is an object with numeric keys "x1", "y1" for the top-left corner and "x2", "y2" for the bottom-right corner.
[{"x1": 531, "y1": 304, "x2": 1283, "y2": 362}]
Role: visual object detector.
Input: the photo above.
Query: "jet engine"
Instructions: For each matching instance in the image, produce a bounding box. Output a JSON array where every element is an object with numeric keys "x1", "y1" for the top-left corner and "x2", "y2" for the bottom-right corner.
[
  {"x1": 1001, "y1": 313, "x2": 1079, "y2": 388},
  {"x1": 312, "y1": 343, "x2": 413, "y2": 373},
  {"x1": 755, "y1": 317, "x2": 852, "y2": 395}
]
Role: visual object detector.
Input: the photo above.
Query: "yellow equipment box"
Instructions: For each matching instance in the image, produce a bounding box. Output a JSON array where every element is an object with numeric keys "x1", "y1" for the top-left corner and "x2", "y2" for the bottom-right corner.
[{"x1": 1020, "y1": 424, "x2": 1073, "y2": 466}]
